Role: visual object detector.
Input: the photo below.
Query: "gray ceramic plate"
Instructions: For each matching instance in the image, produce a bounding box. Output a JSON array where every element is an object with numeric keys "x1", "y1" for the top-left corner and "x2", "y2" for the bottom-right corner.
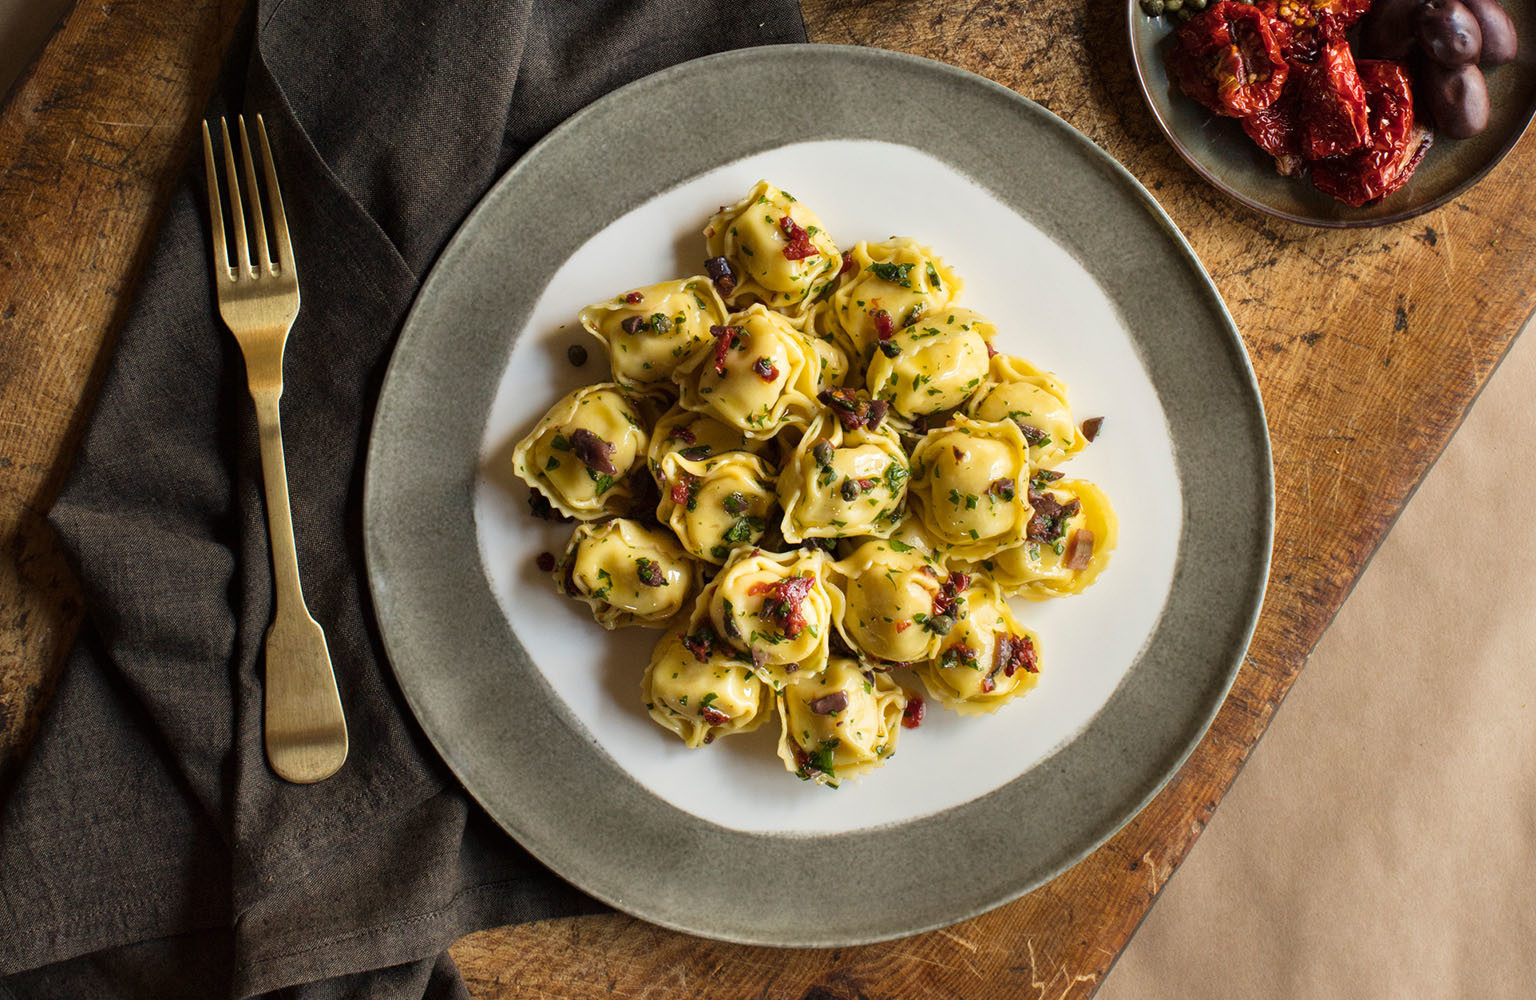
[
  {"x1": 364, "y1": 44, "x2": 1273, "y2": 945},
  {"x1": 1130, "y1": 1, "x2": 1536, "y2": 227}
]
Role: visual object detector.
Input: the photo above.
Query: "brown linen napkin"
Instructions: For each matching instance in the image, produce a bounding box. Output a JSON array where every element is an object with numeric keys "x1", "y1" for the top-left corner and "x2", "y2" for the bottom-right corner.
[{"x1": 0, "y1": 2, "x2": 806, "y2": 997}]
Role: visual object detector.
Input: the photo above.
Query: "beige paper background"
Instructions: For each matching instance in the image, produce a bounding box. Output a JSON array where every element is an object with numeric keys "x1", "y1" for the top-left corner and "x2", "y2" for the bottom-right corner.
[
  {"x1": 1100, "y1": 320, "x2": 1536, "y2": 999},
  {"x1": 3, "y1": 8, "x2": 1533, "y2": 993}
]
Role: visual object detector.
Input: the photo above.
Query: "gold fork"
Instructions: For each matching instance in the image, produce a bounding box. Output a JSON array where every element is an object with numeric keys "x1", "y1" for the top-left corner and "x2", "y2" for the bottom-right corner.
[{"x1": 202, "y1": 114, "x2": 348, "y2": 784}]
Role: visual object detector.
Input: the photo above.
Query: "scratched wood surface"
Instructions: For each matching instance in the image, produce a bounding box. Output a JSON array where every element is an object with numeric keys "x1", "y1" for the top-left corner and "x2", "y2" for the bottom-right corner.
[{"x1": 1, "y1": 0, "x2": 1533, "y2": 997}]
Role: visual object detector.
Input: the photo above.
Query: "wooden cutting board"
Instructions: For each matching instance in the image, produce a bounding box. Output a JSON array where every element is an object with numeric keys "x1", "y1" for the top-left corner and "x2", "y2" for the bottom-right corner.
[{"x1": 2, "y1": 1, "x2": 1533, "y2": 996}]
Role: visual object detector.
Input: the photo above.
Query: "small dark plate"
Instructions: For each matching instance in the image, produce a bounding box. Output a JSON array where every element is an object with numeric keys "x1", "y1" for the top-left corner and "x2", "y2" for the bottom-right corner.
[{"x1": 1129, "y1": 0, "x2": 1536, "y2": 227}]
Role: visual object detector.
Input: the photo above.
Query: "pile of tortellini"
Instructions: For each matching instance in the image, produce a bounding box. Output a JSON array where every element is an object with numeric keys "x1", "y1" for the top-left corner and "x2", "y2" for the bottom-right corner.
[{"x1": 512, "y1": 180, "x2": 1117, "y2": 788}]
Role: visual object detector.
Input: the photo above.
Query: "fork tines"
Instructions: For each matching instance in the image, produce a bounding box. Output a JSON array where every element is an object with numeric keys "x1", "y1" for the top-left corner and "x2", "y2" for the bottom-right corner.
[{"x1": 201, "y1": 114, "x2": 295, "y2": 286}]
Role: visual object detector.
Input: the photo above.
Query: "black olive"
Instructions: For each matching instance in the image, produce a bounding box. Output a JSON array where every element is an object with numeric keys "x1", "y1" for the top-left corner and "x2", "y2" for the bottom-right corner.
[
  {"x1": 1425, "y1": 62, "x2": 1491, "y2": 137},
  {"x1": 1417, "y1": 0, "x2": 1483, "y2": 66},
  {"x1": 1461, "y1": 0, "x2": 1517, "y2": 64}
]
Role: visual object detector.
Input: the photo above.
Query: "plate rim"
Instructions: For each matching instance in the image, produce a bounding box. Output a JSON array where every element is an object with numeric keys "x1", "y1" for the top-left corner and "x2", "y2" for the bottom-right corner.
[
  {"x1": 1126, "y1": 0, "x2": 1536, "y2": 228},
  {"x1": 363, "y1": 42, "x2": 1275, "y2": 946}
]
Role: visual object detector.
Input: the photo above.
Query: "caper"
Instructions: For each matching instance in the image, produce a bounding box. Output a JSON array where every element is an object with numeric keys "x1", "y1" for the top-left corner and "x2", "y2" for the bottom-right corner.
[
  {"x1": 1176, "y1": 6, "x2": 1195, "y2": 19},
  {"x1": 1140, "y1": 0, "x2": 1165, "y2": 14},
  {"x1": 1189, "y1": 0, "x2": 1207, "y2": 9},
  {"x1": 812, "y1": 440, "x2": 834, "y2": 468},
  {"x1": 1164, "y1": 0, "x2": 1183, "y2": 10},
  {"x1": 567, "y1": 344, "x2": 588, "y2": 367},
  {"x1": 840, "y1": 478, "x2": 859, "y2": 502},
  {"x1": 927, "y1": 614, "x2": 954, "y2": 636}
]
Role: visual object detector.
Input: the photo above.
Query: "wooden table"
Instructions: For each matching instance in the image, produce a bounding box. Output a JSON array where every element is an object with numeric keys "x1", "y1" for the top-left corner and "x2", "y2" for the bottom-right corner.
[{"x1": 2, "y1": 1, "x2": 1532, "y2": 996}]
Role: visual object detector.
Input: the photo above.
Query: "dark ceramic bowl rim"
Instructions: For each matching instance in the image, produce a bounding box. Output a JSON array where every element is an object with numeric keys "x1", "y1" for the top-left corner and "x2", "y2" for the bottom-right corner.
[{"x1": 1127, "y1": 0, "x2": 1536, "y2": 228}]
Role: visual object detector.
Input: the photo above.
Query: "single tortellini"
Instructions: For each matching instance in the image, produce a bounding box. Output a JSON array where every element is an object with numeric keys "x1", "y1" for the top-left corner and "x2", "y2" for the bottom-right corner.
[
  {"x1": 831, "y1": 538, "x2": 949, "y2": 665},
  {"x1": 643, "y1": 627, "x2": 773, "y2": 747},
  {"x1": 578, "y1": 277, "x2": 729, "y2": 390},
  {"x1": 776, "y1": 657, "x2": 907, "y2": 787},
  {"x1": 705, "y1": 548, "x2": 841, "y2": 689},
  {"x1": 702, "y1": 179, "x2": 841, "y2": 316},
  {"x1": 512, "y1": 383, "x2": 649, "y2": 519},
  {"x1": 865, "y1": 308, "x2": 994, "y2": 423},
  {"x1": 646, "y1": 404, "x2": 757, "y2": 481},
  {"x1": 672, "y1": 305, "x2": 821, "y2": 440},
  {"x1": 907, "y1": 415, "x2": 1032, "y2": 561},
  {"x1": 914, "y1": 574, "x2": 1041, "y2": 716},
  {"x1": 777, "y1": 411, "x2": 908, "y2": 542},
  {"x1": 553, "y1": 518, "x2": 698, "y2": 629},
  {"x1": 655, "y1": 450, "x2": 775, "y2": 564},
  {"x1": 965, "y1": 353, "x2": 1084, "y2": 469},
  {"x1": 985, "y1": 476, "x2": 1117, "y2": 599},
  {"x1": 830, "y1": 239, "x2": 963, "y2": 361}
]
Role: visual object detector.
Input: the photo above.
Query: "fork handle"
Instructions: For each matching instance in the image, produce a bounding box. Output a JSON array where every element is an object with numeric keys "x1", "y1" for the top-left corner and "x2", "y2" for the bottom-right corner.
[
  {"x1": 249, "y1": 380, "x2": 349, "y2": 783},
  {"x1": 252, "y1": 388, "x2": 306, "y2": 607}
]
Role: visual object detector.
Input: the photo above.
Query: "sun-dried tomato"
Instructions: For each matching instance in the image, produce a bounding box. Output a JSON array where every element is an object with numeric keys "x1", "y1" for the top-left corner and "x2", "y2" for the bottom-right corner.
[
  {"x1": 1167, "y1": 2, "x2": 1289, "y2": 118},
  {"x1": 779, "y1": 216, "x2": 817, "y2": 260},
  {"x1": 901, "y1": 693, "x2": 925, "y2": 728},
  {"x1": 931, "y1": 571, "x2": 970, "y2": 619},
  {"x1": 1311, "y1": 60, "x2": 1432, "y2": 206},
  {"x1": 669, "y1": 470, "x2": 699, "y2": 511},
  {"x1": 838, "y1": 250, "x2": 856, "y2": 276},
  {"x1": 1240, "y1": 77, "x2": 1306, "y2": 176},
  {"x1": 748, "y1": 574, "x2": 816, "y2": 639},
  {"x1": 1294, "y1": 22, "x2": 1369, "y2": 161},
  {"x1": 681, "y1": 626, "x2": 719, "y2": 663},
  {"x1": 709, "y1": 324, "x2": 742, "y2": 375},
  {"x1": 995, "y1": 633, "x2": 1039, "y2": 677},
  {"x1": 870, "y1": 307, "x2": 895, "y2": 340}
]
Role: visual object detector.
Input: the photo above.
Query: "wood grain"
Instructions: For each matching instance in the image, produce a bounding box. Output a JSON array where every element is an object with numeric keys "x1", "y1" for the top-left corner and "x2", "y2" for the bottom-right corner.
[{"x1": 1, "y1": 0, "x2": 1532, "y2": 996}]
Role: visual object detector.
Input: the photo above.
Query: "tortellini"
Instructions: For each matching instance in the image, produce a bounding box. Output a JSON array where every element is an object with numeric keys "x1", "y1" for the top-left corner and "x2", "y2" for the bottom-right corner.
[
  {"x1": 578, "y1": 277, "x2": 729, "y2": 389},
  {"x1": 655, "y1": 450, "x2": 776, "y2": 564},
  {"x1": 965, "y1": 353, "x2": 1084, "y2": 469},
  {"x1": 644, "y1": 627, "x2": 773, "y2": 747},
  {"x1": 829, "y1": 239, "x2": 963, "y2": 362},
  {"x1": 512, "y1": 383, "x2": 649, "y2": 519},
  {"x1": 672, "y1": 305, "x2": 821, "y2": 440},
  {"x1": 913, "y1": 574, "x2": 1041, "y2": 716},
  {"x1": 865, "y1": 308, "x2": 994, "y2": 424},
  {"x1": 646, "y1": 404, "x2": 758, "y2": 480},
  {"x1": 777, "y1": 657, "x2": 907, "y2": 787},
  {"x1": 704, "y1": 548, "x2": 841, "y2": 689},
  {"x1": 907, "y1": 415, "x2": 1033, "y2": 561},
  {"x1": 553, "y1": 518, "x2": 697, "y2": 629},
  {"x1": 984, "y1": 476, "x2": 1117, "y2": 599},
  {"x1": 703, "y1": 179, "x2": 841, "y2": 316},
  {"x1": 504, "y1": 179, "x2": 1120, "y2": 787},
  {"x1": 776, "y1": 411, "x2": 908, "y2": 542},
  {"x1": 831, "y1": 538, "x2": 947, "y2": 665}
]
